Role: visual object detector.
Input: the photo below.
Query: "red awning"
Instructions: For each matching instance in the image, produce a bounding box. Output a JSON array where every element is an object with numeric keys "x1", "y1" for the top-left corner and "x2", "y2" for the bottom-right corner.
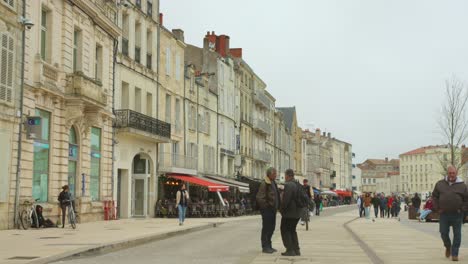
[
  {"x1": 169, "y1": 174, "x2": 229, "y2": 192},
  {"x1": 334, "y1": 190, "x2": 352, "y2": 197}
]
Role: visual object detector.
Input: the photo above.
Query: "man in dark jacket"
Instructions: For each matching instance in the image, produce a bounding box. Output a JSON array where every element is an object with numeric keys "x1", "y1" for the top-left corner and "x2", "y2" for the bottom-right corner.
[
  {"x1": 256, "y1": 167, "x2": 280, "y2": 254},
  {"x1": 280, "y1": 169, "x2": 303, "y2": 256},
  {"x1": 411, "y1": 193, "x2": 422, "y2": 214},
  {"x1": 371, "y1": 193, "x2": 380, "y2": 218},
  {"x1": 432, "y1": 165, "x2": 468, "y2": 262}
]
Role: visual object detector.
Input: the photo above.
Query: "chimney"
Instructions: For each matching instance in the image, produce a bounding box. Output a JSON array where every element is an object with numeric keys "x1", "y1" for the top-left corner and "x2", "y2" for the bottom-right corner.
[
  {"x1": 172, "y1": 29, "x2": 184, "y2": 42},
  {"x1": 204, "y1": 31, "x2": 217, "y2": 51},
  {"x1": 159, "y1": 13, "x2": 163, "y2": 25},
  {"x1": 385, "y1": 157, "x2": 388, "y2": 162},
  {"x1": 216, "y1": 35, "x2": 230, "y2": 57},
  {"x1": 327, "y1": 132, "x2": 331, "y2": 138},
  {"x1": 315, "y1": 128, "x2": 321, "y2": 137},
  {"x1": 322, "y1": 132, "x2": 326, "y2": 137},
  {"x1": 230, "y1": 48, "x2": 242, "y2": 58}
]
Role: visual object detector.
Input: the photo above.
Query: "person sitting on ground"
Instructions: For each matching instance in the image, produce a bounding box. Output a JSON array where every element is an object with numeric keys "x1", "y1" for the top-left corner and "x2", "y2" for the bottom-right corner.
[{"x1": 419, "y1": 196, "x2": 434, "y2": 222}]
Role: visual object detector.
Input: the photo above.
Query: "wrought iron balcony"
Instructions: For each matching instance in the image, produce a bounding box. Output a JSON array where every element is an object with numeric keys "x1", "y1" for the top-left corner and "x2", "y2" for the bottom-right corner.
[
  {"x1": 253, "y1": 149, "x2": 271, "y2": 163},
  {"x1": 253, "y1": 89, "x2": 271, "y2": 109},
  {"x1": 253, "y1": 118, "x2": 271, "y2": 135},
  {"x1": 158, "y1": 152, "x2": 197, "y2": 173},
  {"x1": 114, "y1": 109, "x2": 171, "y2": 139}
]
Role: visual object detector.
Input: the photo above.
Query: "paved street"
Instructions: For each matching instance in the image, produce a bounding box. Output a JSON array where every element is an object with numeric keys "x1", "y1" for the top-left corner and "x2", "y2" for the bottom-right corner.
[{"x1": 52, "y1": 206, "x2": 355, "y2": 264}]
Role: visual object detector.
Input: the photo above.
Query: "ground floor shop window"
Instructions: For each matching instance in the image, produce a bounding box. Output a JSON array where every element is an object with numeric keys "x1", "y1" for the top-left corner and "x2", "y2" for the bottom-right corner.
[
  {"x1": 32, "y1": 109, "x2": 50, "y2": 202},
  {"x1": 90, "y1": 127, "x2": 101, "y2": 201}
]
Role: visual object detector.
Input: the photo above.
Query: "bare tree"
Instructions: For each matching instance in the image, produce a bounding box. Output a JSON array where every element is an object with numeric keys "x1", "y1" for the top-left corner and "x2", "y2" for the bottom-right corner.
[{"x1": 438, "y1": 76, "x2": 468, "y2": 173}]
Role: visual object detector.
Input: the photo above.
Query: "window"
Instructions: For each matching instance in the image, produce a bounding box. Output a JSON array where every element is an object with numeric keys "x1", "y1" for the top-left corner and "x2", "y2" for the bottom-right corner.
[
  {"x1": 175, "y1": 54, "x2": 181, "y2": 80},
  {"x1": 121, "y1": 82, "x2": 129, "y2": 108},
  {"x1": 147, "y1": 0, "x2": 153, "y2": 17},
  {"x1": 146, "y1": 92, "x2": 152, "y2": 116},
  {"x1": 68, "y1": 127, "x2": 78, "y2": 196},
  {"x1": 219, "y1": 122, "x2": 224, "y2": 145},
  {"x1": 90, "y1": 127, "x2": 101, "y2": 201},
  {"x1": 165, "y1": 94, "x2": 171, "y2": 123},
  {"x1": 33, "y1": 109, "x2": 50, "y2": 202},
  {"x1": 95, "y1": 45, "x2": 102, "y2": 81},
  {"x1": 122, "y1": 14, "x2": 129, "y2": 56},
  {"x1": 136, "y1": 0, "x2": 141, "y2": 9},
  {"x1": 147, "y1": 30, "x2": 152, "y2": 69},
  {"x1": 73, "y1": 29, "x2": 81, "y2": 72},
  {"x1": 135, "y1": 87, "x2": 141, "y2": 112},
  {"x1": 135, "y1": 23, "x2": 141, "y2": 63},
  {"x1": 205, "y1": 112, "x2": 210, "y2": 133},
  {"x1": 0, "y1": 33, "x2": 14, "y2": 103},
  {"x1": 3, "y1": 0, "x2": 13, "y2": 7},
  {"x1": 373, "y1": 179, "x2": 376, "y2": 184},
  {"x1": 41, "y1": 9, "x2": 48, "y2": 60},
  {"x1": 175, "y1": 98, "x2": 180, "y2": 131},
  {"x1": 165, "y1": 47, "x2": 171, "y2": 76}
]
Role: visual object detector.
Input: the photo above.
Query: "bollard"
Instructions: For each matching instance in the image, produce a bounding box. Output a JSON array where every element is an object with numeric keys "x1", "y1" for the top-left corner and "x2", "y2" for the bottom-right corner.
[{"x1": 104, "y1": 200, "x2": 109, "y2": 221}]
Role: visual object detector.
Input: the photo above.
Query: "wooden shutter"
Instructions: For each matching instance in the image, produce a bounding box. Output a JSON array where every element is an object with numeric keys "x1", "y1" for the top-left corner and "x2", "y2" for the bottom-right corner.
[{"x1": 0, "y1": 33, "x2": 13, "y2": 103}]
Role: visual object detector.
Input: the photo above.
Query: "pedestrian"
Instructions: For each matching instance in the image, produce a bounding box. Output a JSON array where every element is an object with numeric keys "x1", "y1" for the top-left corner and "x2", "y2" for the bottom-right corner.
[
  {"x1": 314, "y1": 194, "x2": 322, "y2": 216},
  {"x1": 419, "y1": 196, "x2": 434, "y2": 222},
  {"x1": 357, "y1": 195, "x2": 362, "y2": 217},
  {"x1": 386, "y1": 195, "x2": 393, "y2": 218},
  {"x1": 300, "y1": 179, "x2": 313, "y2": 225},
  {"x1": 379, "y1": 194, "x2": 387, "y2": 218},
  {"x1": 58, "y1": 185, "x2": 73, "y2": 228},
  {"x1": 175, "y1": 183, "x2": 189, "y2": 226},
  {"x1": 364, "y1": 193, "x2": 372, "y2": 219},
  {"x1": 412, "y1": 193, "x2": 422, "y2": 214},
  {"x1": 256, "y1": 167, "x2": 280, "y2": 254},
  {"x1": 432, "y1": 165, "x2": 468, "y2": 262},
  {"x1": 280, "y1": 169, "x2": 303, "y2": 256},
  {"x1": 371, "y1": 193, "x2": 380, "y2": 218},
  {"x1": 393, "y1": 196, "x2": 401, "y2": 217}
]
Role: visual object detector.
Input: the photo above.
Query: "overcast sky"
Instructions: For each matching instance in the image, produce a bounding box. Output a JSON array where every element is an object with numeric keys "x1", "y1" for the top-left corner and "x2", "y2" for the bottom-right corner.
[{"x1": 161, "y1": 0, "x2": 468, "y2": 163}]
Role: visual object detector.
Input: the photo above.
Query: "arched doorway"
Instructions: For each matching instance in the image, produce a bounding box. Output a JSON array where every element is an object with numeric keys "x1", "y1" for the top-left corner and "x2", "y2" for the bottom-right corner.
[
  {"x1": 131, "y1": 154, "x2": 153, "y2": 217},
  {"x1": 68, "y1": 127, "x2": 79, "y2": 197}
]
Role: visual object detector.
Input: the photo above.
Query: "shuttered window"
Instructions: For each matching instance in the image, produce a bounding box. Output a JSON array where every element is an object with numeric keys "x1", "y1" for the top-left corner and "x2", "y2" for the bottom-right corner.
[{"x1": 0, "y1": 33, "x2": 14, "y2": 103}]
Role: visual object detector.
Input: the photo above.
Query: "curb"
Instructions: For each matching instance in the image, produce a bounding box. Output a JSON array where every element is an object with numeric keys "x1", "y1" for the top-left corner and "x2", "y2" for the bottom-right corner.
[
  {"x1": 30, "y1": 222, "x2": 224, "y2": 264},
  {"x1": 343, "y1": 218, "x2": 384, "y2": 264}
]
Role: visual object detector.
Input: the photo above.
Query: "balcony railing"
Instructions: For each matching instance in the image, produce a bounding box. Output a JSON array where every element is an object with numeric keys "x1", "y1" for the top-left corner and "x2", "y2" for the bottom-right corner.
[
  {"x1": 135, "y1": 46, "x2": 141, "y2": 64},
  {"x1": 159, "y1": 152, "x2": 197, "y2": 171},
  {"x1": 254, "y1": 150, "x2": 271, "y2": 163},
  {"x1": 65, "y1": 72, "x2": 107, "y2": 105},
  {"x1": 122, "y1": 38, "x2": 129, "y2": 56},
  {"x1": 253, "y1": 118, "x2": 271, "y2": 135},
  {"x1": 114, "y1": 109, "x2": 171, "y2": 138},
  {"x1": 253, "y1": 89, "x2": 271, "y2": 109}
]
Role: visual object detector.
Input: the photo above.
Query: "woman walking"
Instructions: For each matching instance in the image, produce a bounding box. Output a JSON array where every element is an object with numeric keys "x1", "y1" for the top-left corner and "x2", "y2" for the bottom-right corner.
[
  {"x1": 58, "y1": 185, "x2": 71, "y2": 228},
  {"x1": 364, "y1": 193, "x2": 372, "y2": 219},
  {"x1": 386, "y1": 195, "x2": 393, "y2": 218},
  {"x1": 176, "y1": 183, "x2": 189, "y2": 226}
]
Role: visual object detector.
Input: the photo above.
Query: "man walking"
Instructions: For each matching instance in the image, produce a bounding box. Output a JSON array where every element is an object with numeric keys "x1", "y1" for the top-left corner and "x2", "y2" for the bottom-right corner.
[
  {"x1": 280, "y1": 169, "x2": 303, "y2": 256},
  {"x1": 314, "y1": 194, "x2": 322, "y2": 216},
  {"x1": 256, "y1": 167, "x2": 280, "y2": 254},
  {"x1": 300, "y1": 179, "x2": 312, "y2": 225},
  {"x1": 432, "y1": 165, "x2": 468, "y2": 262},
  {"x1": 412, "y1": 193, "x2": 422, "y2": 214},
  {"x1": 371, "y1": 193, "x2": 380, "y2": 218}
]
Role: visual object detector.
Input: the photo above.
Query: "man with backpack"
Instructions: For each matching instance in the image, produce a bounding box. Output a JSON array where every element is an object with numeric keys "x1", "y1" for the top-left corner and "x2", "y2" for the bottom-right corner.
[
  {"x1": 256, "y1": 167, "x2": 280, "y2": 254},
  {"x1": 280, "y1": 169, "x2": 304, "y2": 256}
]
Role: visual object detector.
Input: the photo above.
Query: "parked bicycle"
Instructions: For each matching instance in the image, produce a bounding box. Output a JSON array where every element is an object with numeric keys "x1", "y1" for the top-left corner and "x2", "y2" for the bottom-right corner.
[
  {"x1": 19, "y1": 198, "x2": 40, "y2": 229},
  {"x1": 62, "y1": 199, "x2": 77, "y2": 229}
]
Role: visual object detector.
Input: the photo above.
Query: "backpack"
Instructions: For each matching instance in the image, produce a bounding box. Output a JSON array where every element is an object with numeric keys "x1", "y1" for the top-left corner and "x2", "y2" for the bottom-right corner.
[{"x1": 295, "y1": 181, "x2": 309, "y2": 209}]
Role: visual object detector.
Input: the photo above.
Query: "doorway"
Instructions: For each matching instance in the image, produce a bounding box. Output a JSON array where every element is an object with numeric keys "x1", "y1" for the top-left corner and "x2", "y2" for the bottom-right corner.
[{"x1": 131, "y1": 154, "x2": 151, "y2": 217}]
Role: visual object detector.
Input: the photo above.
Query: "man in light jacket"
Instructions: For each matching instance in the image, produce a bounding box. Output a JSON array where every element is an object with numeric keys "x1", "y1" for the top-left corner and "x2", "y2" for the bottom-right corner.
[
  {"x1": 432, "y1": 165, "x2": 468, "y2": 262},
  {"x1": 280, "y1": 169, "x2": 303, "y2": 256}
]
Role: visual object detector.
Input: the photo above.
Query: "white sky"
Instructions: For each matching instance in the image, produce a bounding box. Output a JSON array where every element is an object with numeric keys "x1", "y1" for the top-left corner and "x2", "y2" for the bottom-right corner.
[{"x1": 160, "y1": 0, "x2": 468, "y2": 163}]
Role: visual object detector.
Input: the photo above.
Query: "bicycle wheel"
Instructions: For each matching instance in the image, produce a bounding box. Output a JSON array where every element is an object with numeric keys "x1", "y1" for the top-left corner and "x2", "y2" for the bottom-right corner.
[
  {"x1": 69, "y1": 209, "x2": 76, "y2": 229},
  {"x1": 20, "y1": 209, "x2": 31, "y2": 230}
]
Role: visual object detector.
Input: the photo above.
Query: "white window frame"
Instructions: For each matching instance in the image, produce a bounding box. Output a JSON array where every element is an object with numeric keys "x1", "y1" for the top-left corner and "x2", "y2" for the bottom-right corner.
[{"x1": 0, "y1": 32, "x2": 14, "y2": 104}]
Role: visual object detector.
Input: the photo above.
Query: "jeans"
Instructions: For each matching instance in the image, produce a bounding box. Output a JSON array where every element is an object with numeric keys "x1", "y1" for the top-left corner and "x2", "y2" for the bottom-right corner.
[
  {"x1": 380, "y1": 207, "x2": 386, "y2": 218},
  {"x1": 359, "y1": 206, "x2": 365, "y2": 217},
  {"x1": 178, "y1": 205, "x2": 187, "y2": 223},
  {"x1": 419, "y1": 209, "x2": 432, "y2": 220},
  {"x1": 364, "y1": 207, "x2": 370, "y2": 219},
  {"x1": 374, "y1": 207, "x2": 379, "y2": 218},
  {"x1": 260, "y1": 208, "x2": 276, "y2": 250},
  {"x1": 316, "y1": 204, "x2": 320, "y2": 216},
  {"x1": 439, "y1": 212, "x2": 464, "y2": 256},
  {"x1": 281, "y1": 217, "x2": 300, "y2": 252}
]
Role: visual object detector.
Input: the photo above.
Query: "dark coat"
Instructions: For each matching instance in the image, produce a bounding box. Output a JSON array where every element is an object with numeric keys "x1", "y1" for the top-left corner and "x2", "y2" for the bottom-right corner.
[
  {"x1": 432, "y1": 178, "x2": 468, "y2": 213},
  {"x1": 256, "y1": 176, "x2": 280, "y2": 210},
  {"x1": 280, "y1": 180, "x2": 302, "y2": 219}
]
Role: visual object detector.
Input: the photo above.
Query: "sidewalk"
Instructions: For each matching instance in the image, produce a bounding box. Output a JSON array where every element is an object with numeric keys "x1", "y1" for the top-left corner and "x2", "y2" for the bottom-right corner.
[
  {"x1": 250, "y1": 209, "x2": 371, "y2": 264},
  {"x1": 0, "y1": 215, "x2": 258, "y2": 264}
]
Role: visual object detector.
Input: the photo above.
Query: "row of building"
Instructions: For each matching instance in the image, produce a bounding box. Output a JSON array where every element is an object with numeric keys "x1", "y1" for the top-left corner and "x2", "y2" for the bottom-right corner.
[
  {"x1": 355, "y1": 145, "x2": 468, "y2": 197},
  {"x1": 0, "y1": 0, "x2": 354, "y2": 229}
]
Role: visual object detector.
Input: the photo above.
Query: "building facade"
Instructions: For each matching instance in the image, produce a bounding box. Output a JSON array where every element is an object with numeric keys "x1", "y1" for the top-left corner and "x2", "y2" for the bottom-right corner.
[{"x1": 358, "y1": 158, "x2": 399, "y2": 193}]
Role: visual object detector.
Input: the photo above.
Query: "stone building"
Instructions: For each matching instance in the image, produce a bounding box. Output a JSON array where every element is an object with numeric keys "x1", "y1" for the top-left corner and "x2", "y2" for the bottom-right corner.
[
  {"x1": 113, "y1": 0, "x2": 171, "y2": 218},
  {"x1": 358, "y1": 158, "x2": 399, "y2": 193},
  {"x1": 0, "y1": 0, "x2": 23, "y2": 229},
  {"x1": 12, "y1": 0, "x2": 121, "y2": 224}
]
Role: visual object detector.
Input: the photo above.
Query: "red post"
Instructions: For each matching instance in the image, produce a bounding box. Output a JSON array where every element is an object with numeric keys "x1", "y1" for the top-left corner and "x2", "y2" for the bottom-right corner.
[{"x1": 104, "y1": 200, "x2": 109, "y2": 221}]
